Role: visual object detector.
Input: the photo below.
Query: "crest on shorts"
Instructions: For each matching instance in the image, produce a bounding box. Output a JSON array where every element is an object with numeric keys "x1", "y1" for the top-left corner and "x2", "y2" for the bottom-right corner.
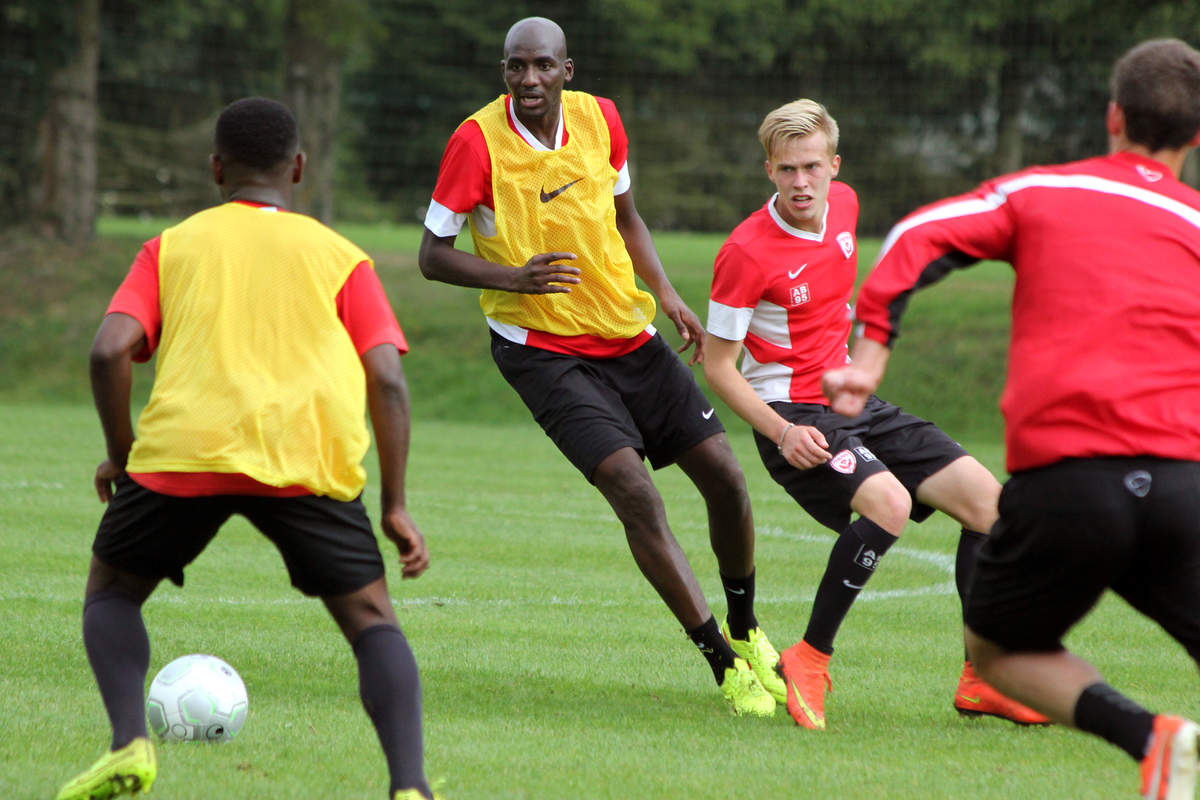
[
  {"x1": 837, "y1": 231, "x2": 855, "y2": 259},
  {"x1": 830, "y1": 449, "x2": 857, "y2": 474}
]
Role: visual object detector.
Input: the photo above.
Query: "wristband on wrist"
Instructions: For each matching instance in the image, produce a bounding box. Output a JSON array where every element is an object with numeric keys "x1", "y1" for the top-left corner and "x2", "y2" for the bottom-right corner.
[{"x1": 777, "y1": 422, "x2": 796, "y2": 452}]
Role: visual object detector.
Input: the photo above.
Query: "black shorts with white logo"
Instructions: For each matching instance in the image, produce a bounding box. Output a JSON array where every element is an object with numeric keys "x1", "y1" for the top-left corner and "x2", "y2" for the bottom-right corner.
[
  {"x1": 491, "y1": 331, "x2": 725, "y2": 482},
  {"x1": 92, "y1": 474, "x2": 386, "y2": 597},
  {"x1": 753, "y1": 394, "x2": 967, "y2": 532},
  {"x1": 965, "y1": 457, "x2": 1200, "y2": 657}
]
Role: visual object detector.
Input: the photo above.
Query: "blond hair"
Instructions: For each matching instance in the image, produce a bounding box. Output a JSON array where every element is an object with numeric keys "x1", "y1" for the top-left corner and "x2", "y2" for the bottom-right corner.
[{"x1": 758, "y1": 99, "x2": 839, "y2": 161}]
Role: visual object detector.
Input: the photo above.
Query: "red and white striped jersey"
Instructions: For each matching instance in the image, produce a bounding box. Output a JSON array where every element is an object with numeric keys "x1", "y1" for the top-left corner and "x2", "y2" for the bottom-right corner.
[
  {"x1": 708, "y1": 183, "x2": 859, "y2": 403},
  {"x1": 855, "y1": 151, "x2": 1200, "y2": 472}
]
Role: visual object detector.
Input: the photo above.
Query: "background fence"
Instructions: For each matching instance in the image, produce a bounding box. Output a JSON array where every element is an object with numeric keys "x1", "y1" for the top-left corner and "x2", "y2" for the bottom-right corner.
[{"x1": 4, "y1": 0, "x2": 1199, "y2": 239}]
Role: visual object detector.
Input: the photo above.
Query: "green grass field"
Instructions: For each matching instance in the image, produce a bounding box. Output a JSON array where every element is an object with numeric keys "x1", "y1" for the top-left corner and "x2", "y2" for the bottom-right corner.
[
  {"x1": 3, "y1": 404, "x2": 1198, "y2": 799},
  {"x1": 2, "y1": 220, "x2": 1192, "y2": 798}
]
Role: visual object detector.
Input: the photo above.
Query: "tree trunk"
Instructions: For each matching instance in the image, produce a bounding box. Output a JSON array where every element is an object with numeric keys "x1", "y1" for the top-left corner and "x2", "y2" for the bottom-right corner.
[
  {"x1": 31, "y1": 0, "x2": 100, "y2": 243},
  {"x1": 284, "y1": 1, "x2": 342, "y2": 225},
  {"x1": 991, "y1": 54, "x2": 1024, "y2": 176}
]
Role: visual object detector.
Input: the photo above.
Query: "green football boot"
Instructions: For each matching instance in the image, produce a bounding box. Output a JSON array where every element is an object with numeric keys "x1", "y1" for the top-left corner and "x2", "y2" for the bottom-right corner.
[
  {"x1": 722, "y1": 617, "x2": 787, "y2": 704},
  {"x1": 56, "y1": 736, "x2": 157, "y2": 800},
  {"x1": 719, "y1": 657, "x2": 776, "y2": 717}
]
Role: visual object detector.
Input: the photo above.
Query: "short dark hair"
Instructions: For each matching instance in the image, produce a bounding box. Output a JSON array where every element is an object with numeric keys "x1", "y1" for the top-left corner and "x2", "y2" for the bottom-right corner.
[
  {"x1": 213, "y1": 97, "x2": 299, "y2": 170},
  {"x1": 1111, "y1": 38, "x2": 1200, "y2": 151}
]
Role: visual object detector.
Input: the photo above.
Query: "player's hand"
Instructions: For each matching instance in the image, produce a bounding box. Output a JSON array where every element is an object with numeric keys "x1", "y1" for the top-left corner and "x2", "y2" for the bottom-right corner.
[
  {"x1": 822, "y1": 366, "x2": 876, "y2": 417},
  {"x1": 780, "y1": 424, "x2": 832, "y2": 469},
  {"x1": 513, "y1": 252, "x2": 581, "y2": 294},
  {"x1": 94, "y1": 459, "x2": 125, "y2": 503},
  {"x1": 659, "y1": 293, "x2": 706, "y2": 365},
  {"x1": 380, "y1": 506, "x2": 430, "y2": 579}
]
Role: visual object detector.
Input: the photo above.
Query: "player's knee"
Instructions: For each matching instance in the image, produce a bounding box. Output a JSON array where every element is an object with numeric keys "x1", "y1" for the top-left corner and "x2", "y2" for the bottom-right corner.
[
  {"x1": 701, "y1": 462, "x2": 750, "y2": 515},
  {"x1": 853, "y1": 478, "x2": 911, "y2": 534},
  {"x1": 595, "y1": 456, "x2": 662, "y2": 521},
  {"x1": 681, "y1": 437, "x2": 751, "y2": 512},
  {"x1": 932, "y1": 458, "x2": 1001, "y2": 532},
  {"x1": 324, "y1": 581, "x2": 398, "y2": 641}
]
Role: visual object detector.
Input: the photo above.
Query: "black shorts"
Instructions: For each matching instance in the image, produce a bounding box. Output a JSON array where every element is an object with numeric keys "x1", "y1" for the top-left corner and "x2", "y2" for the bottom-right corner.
[
  {"x1": 491, "y1": 331, "x2": 725, "y2": 482},
  {"x1": 965, "y1": 457, "x2": 1200, "y2": 657},
  {"x1": 753, "y1": 395, "x2": 967, "y2": 531},
  {"x1": 92, "y1": 474, "x2": 386, "y2": 597}
]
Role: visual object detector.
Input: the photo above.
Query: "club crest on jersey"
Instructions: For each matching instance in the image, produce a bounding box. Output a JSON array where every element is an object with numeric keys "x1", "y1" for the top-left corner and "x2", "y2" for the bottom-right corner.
[
  {"x1": 789, "y1": 283, "x2": 810, "y2": 306},
  {"x1": 837, "y1": 231, "x2": 855, "y2": 259},
  {"x1": 1135, "y1": 164, "x2": 1163, "y2": 183},
  {"x1": 830, "y1": 449, "x2": 857, "y2": 474}
]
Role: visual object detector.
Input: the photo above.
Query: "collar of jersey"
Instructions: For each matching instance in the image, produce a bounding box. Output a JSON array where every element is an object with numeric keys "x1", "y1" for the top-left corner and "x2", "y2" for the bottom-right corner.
[
  {"x1": 767, "y1": 193, "x2": 827, "y2": 241},
  {"x1": 506, "y1": 94, "x2": 565, "y2": 152}
]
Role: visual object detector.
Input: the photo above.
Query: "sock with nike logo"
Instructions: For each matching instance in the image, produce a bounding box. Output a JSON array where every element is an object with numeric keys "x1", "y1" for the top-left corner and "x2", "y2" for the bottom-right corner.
[
  {"x1": 686, "y1": 615, "x2": 738, "y2": 683},
  {"x1": 721, "y1": 570, "x2": 758, "y2": 640},
  {"x1": 803, "y1": 517, "x2": 898, "y2": 654}
]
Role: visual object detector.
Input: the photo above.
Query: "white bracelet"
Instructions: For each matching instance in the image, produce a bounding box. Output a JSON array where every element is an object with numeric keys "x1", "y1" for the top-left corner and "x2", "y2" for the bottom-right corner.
[{"x1": 777, "y1": 422, "x2": 796, "y2": 452}]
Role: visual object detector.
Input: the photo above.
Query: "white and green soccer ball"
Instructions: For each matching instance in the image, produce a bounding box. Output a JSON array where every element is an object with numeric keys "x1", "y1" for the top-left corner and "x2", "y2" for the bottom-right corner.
[{"x1": 146, "y1": 654, "x2": 248, "y2": 742}]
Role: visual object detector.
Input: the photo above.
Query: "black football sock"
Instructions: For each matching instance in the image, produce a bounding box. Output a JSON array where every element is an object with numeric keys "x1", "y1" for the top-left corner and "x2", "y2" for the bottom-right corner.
[
  {"x1": 720, "y1": 569, "x2": 758, "y2": 640},
  {"x1": 686, "y1": 615, "x2": 737, "y2": 683},
  {"x1": 803, "y1": 517, "x2": 898, "y2": 655},
  {"x1": 353, "y1": 624, "x2": 430, "y2": 798},
  {"x1": 83, "y1": 590, "x2": 151, "y2": 750},
  {"x1": 955, "y1": 528, "x2": 987, "y2": 660},
  {"x1": 1073, "y1": 682, "x2": 1156, "y2": 761}
]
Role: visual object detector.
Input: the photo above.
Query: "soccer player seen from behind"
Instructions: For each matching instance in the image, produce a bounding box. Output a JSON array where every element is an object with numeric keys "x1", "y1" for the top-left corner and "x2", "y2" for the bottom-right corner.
[
  {"x1": 824, "y1": 38, "x2": 1200, "y2": 799},
  {"x1": 55, "y1": 98, "x2": 435, "y2": 800},
  {"x1": 703, "y1": 98, "x2": 1047, "y2": 730},
  {"x1": 417, "y1": 16, "x2": 779, "y2": 716}
]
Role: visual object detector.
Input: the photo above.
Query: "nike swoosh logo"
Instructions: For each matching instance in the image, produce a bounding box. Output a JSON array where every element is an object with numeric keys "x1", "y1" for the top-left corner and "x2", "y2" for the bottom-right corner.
[
  {"x1": 788, "y1": 679, "x2": 826, "y2": 729},
  {"x1": 842, "y1": 579, "x2": 864, "y2": 590},
  {"x1": 788, "y1": 263, "x2": 809, "y2": 279},
  {"x1": 958, "y1": 694, "x2": 982, "y2": 704},
  {"x1": 702, "y1": 408, "x2": 715, "y2": 419},
  {"x1": 727, "y1": 587, "x2": 746, "y2": 595},
  {"x1": 539, "y1": 178, "x2": 582, "y2": 203}
]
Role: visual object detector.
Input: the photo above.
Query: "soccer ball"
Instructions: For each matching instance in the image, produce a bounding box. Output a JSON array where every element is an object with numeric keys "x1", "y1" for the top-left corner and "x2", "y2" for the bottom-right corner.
[{"x1": 146, "y1": 654, "x2": 249, "y2": 742}]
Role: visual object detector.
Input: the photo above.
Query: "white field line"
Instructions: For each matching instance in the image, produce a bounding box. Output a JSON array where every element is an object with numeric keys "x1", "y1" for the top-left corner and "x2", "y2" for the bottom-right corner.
[{"x1": 8, "y1": 525, "x2": 955, "y2": 607}]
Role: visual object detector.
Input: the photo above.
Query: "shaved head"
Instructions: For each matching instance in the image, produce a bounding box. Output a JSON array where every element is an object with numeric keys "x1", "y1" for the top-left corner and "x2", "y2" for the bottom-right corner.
[{"x1": 503, "y1": 16, "x2": 567, "y2": 60}]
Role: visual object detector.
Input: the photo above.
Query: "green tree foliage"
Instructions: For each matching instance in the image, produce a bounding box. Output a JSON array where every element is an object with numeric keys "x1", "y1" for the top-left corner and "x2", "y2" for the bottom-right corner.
[
  {"x1": 4, "y1": 0, "x2": 1198, "y2": 237},
  {"x1": 96, "y1": 0, "x2": 288, "y2": 218},
  {"x1": 1, "y1": 2, "x2": 77, "y2": 230}
]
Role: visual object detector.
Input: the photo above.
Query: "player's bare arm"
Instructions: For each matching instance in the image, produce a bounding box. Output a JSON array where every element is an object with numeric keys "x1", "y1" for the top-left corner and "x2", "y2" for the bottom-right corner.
[
  {"x1": 362, "y1": 343, "x2": 429, "y2": 579},
  {"x1": 822, "y1": 336, "x2": 892, "y2": 418},
  {"x1": 705, "y1": 335, "x2": 831, "y2": 468},
  {"x1": 613, "y1": 189, "x2": 705, "y2": 363},
  {"x1": 418, "y1": 228, "x2": 580, "y2": 294},
  {"x1": 88, "y1": 312, "x2": 146, "y2": 502}
]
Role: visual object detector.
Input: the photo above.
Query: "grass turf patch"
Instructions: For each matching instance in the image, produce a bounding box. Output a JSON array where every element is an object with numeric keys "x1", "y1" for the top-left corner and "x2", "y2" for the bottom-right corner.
[{"x1": 5, "y1": 404, "x2": 1196, "y2": 799}]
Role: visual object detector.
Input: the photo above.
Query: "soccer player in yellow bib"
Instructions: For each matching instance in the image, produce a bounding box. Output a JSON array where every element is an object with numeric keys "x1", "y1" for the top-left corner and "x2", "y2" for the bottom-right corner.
[
  {"x1": 419, "y1": 17, "x2": 779, "y2": 716},
  {"x1": 55, "y1": 98, "x2": 435, "y2": 800}
]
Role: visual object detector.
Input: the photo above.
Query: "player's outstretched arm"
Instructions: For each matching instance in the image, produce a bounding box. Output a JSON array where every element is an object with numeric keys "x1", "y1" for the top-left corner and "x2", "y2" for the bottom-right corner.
[
  {"x1": 361, "y1": 343, "x2": 429, "y2": 579},
  {"x1": 613, "y1": 190, "x2": 706, "y2": 364},
  {"x1": 417, "y1": 229, "x2": 580, "y2": 294},
  {"x1": 89, "y1": 312, "x2": 146, "y2": 502},
  {"x1": 705, "y1": 336, "x2": 831, "y2": 468},
  {"x1": 822, "y1": 336, "x2": 892, "y2": 418}
]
